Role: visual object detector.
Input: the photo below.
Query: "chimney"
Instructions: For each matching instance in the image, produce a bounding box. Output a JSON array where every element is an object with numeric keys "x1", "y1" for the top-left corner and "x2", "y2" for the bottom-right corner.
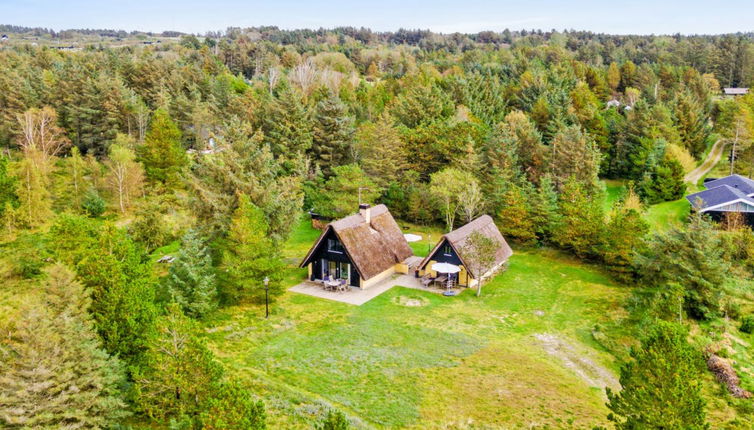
[{"x1": 359, "y1": 203, "x2": 371, "y2": 224}]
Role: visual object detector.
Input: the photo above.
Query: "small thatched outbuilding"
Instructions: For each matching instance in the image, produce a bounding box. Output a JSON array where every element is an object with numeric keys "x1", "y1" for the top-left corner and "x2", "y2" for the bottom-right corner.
[{"x1": 299, "y1": 204, "x2": 414, "y2": 289}]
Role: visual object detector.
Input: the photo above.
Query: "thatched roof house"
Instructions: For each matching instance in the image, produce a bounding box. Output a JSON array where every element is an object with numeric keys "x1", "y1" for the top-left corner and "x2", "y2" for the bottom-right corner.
[
  {"x1": 299, "y1": 204, "x2": 414, "y2": 289},
  {"x1": 418, "y1": 215, "x2": 512, "y2": 287}
]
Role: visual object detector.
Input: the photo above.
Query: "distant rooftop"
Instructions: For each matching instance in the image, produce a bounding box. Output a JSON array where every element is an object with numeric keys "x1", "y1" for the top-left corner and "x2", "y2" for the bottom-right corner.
[{"x1": 723, "y1": 88, "x2": 749, "y2": 95}]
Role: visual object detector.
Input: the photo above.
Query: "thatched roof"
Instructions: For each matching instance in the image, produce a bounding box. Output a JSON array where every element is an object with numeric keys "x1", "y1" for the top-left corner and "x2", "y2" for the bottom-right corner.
[
  {"x1": 300, "y1": 204, "x2": 413, "y2": 281},
  {"x1": 420, "y1": 215, "x2": 513, "y2": 278}
]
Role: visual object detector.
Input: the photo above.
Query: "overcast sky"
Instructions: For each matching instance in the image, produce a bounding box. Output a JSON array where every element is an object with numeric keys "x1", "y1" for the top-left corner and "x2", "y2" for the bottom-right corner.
[{"x1": 1, "y1": 0, "x2": 752, "y2": 35}]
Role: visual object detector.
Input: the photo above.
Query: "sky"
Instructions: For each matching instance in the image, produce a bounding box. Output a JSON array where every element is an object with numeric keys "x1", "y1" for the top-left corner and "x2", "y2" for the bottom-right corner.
[{"x1": 1, "y1": 0, "x2": 753, "y2": 35}]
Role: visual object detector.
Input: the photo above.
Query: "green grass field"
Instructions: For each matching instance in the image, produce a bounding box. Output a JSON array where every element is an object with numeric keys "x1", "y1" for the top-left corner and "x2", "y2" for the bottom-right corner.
[{"x1": 203, "y1": 218, "x2": 631, "y2": 429}]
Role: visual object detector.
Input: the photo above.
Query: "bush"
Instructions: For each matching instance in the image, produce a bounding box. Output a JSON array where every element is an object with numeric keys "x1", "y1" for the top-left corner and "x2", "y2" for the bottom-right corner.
[
  {"x1": 740, "y1": 315, "x2": 754, "y2": 334},
  {"x1": 316, "y1": 409, "x2": 350, "y2": 430}
]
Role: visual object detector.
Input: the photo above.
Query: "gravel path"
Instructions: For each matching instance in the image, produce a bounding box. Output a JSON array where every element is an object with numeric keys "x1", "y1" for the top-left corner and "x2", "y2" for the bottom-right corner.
[{"x1": 685, "y1": 139, "x2": 726, "y2": 184}]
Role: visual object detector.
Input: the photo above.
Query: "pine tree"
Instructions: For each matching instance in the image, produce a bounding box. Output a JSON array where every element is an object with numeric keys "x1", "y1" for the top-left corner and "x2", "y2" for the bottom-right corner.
[
  {"x1": 262, "y1": 87, "x2": 312, "y2": 157},
  {"x1": 168, "y1": 229, "x2": 218, "y2": 318},
  {"x1": 635, "y1": 213, "x2": 728, "y2": 320},
  {"x1": 48, "y1": 215, "x2": 158, "y2": 364},
  {"x1": 356, "y1": 113, "x2": 408, "y2": 186},
  {"x1": 133, "y1": 304, "x2": 224, "y2": 421},
  {"x1": 311, "y1": 92, "x2": 355, "y2": 176},
  {"x1": 600, "y1": 191, "x2": 649, "y2": 281},
  {"x1": 552, "y1": 177, "x2": 606, "y2": 259},
  {"x1": 497, "y1": 182, "x2": 536, "y2": 244},
  {"x1": 607, "y1": 321, "x2": 709, "y2": 430},
  {"x1": 315, "y1": 164, "x2": 380, "y2": 219},
  {"x1": 529, "y1": 175, "x2": 560, "y2": 241},
  {"x1": 200, "y1": 380, "x2": 267, "y2": 430},
  {"x1": 0, "y1": 264, "x2": 128, "y2": 429},
  {"x1": 138, "y1": 108, "x2": 186, "y2": 185},
  {"x1": 221, "y1": 194, "x2": 284, "y2": 305},
  {"x1": 548, "y1": 125, "x2": 601, "y2": 190},
  {"x1": 638, "y1": 156, "x2": 687, "y2": 204}
]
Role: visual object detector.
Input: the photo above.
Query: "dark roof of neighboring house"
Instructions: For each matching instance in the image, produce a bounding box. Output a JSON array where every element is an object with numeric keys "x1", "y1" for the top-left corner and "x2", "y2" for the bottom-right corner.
[
  {"x1": 686, "y1": 184, "x2": 754, "y2": 211},
  {"x1": 299, "y1": 204, "x2": 413, "y2": 281},
  {"x1": 419, "y1": 215, "x2": 513, "y2": 278},
  {"x1": 723, "y1": 88, "x2": 749, "y2": 95}
]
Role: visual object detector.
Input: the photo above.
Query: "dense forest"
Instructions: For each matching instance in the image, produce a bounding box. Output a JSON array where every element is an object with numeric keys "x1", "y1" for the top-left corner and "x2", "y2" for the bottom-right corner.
[{"x1": 2, "y1": 25, "x2": 754, "y2": 429}]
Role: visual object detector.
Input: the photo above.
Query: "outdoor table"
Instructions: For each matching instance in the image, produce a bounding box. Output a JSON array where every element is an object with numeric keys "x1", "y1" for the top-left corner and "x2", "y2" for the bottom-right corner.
[{"x1": 324, "y1": 280, "x2": 340, "y2": 291}]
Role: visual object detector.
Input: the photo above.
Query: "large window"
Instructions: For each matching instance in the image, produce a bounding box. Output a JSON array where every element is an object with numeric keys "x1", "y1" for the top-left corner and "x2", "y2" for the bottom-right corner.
[{"x1": 327, "y1": 238, "x2": 344, "y2": 253}]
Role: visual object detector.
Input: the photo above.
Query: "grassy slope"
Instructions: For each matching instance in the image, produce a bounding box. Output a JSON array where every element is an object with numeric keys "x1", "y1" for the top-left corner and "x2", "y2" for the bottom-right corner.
[{"x1": 204, "y1": 217, "x2": 629, "y2": 429}]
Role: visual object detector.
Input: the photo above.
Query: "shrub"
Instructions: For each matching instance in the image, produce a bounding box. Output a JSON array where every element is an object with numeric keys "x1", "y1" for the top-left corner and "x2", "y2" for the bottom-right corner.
[{"x1": 740, "y1": 315, "x2": 754, "y2": 334}]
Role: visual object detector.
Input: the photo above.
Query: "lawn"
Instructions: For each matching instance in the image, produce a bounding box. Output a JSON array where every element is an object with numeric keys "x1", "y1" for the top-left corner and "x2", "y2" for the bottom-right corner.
[
  {"x1": 203, "y1": 218, "x2": 631, "y2": 429},
  {"x1": 644, "y1": 198, "x2": 690, "y2": 231}
]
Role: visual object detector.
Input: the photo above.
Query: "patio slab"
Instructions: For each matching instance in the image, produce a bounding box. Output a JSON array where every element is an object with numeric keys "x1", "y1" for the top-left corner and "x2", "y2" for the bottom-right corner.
[{"x1": 289, "y1": 273, "x2": 463, "y2": 305}]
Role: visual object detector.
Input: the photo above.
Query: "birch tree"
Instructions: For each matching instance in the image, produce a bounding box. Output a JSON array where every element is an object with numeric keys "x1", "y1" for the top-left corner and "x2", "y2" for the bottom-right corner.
[
  {"x1": 429, "y1": 168, "x2": 474, "y2": 231},
  {"x1": 106, "y1": 136, "x2": 144, "y2": 213}
]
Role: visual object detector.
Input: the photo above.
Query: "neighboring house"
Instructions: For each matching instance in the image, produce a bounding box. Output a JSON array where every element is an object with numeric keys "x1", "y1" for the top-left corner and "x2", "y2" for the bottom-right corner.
[
  {"x1": 417, "y1": 215, "x2": 513, "y2": 288},
  {"x1": 686, "y1": 174, "x2": 754, "y2": 224},
  {"x1": 723, "y1": 88, "x2": 749, "y2": 97},
  {"x1": 299, "y1": 204, "x2": 415, "y2": 289}
]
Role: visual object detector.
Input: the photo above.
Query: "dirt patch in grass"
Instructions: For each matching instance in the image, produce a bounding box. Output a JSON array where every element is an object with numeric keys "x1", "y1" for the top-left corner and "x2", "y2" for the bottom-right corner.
[
  {"x1": 393, "y1": 295, "x2": 430, "y2": 307},
  {"x1": 534, "y1": 333, "x2": 619, "y2": 391}
]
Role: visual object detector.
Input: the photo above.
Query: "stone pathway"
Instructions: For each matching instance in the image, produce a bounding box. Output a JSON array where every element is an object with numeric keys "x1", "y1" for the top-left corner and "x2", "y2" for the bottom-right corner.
[{"x1": 289, "y1": 273, "x2": 461, "y2": 305}]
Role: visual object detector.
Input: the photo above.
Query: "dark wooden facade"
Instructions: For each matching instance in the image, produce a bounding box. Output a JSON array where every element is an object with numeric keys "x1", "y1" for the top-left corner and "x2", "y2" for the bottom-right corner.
[
  {"x1": 305, "y1": 228, "x2": 361, "y2": 287},
  {"x1": 422, "y1": 238, "x2": 464, "y2": 284}
]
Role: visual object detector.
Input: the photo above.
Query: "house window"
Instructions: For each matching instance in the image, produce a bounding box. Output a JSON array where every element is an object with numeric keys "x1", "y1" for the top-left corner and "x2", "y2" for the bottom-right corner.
[
  {"x1": 328, "y1": 238, "x2": 344, "y2": 253},
  {"x1": 443, "y1": 244, "x2": 453, "y2": 256}
]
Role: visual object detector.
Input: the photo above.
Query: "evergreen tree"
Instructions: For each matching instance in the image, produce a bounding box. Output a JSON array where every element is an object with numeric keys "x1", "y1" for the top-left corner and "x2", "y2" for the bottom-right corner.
[
  {"x1": 638, "y1": 156, "x2": 687, "y2": 204},
  {"x1": 497, "y1": 182, "x2": 536, "y2": 244},
  {"x1": 552, "y1": 177, "x2": 606, "y2": 259},
  {"x1": 167, "y1": 229, "x2": 218, "y2": 318},
  {"x1": 0, "y1": 264, "x2": 128, "y2": 429},
  {"x1": 314, "y1": 164, "x2": 380, "y2": 219},
  {"x1": 548, "y1": 125, "x2": 601, "y2": 190},
  {"x1": 529, "y1": 175, "x2": 560, "y2": 241},
  {"x1": 356, "y1": 113, "x2": 408, "y2": 187},
  {"x1": 635, "y1": 213, "x2": 729, "y2": 319},
  {"x1": 262, "y1": 87, "x2": 312, "y2": 157},
  {"x1": 200, "y1": 380, "x2": 267, "y2": 430},
  {"x1": 48, "y1": 214, "x2": 158, "y2": 364},
  {"x1": 674, "y1": 91, "x2": 710, "y2": 157},
  {"x1": 189, "y1": 120, "x2": 304, "y2": 241},
  {"x1": 221, "y1": 194, "x2": 284, "y2": 305},
  {"x1": 138, "y1": 108, "x2": 186, "y2": 185},
  {"x1": 311, "y1": 92, "x2": 355, "y2": 176},
  {"x1": 133, "y1": 304, "x2": 223, "y2": 422},
  {"x1": 600, "y1": 191, "x2": 649, "y2": 280},
  {"x1": 607, "y1": 321, "x2": 709, "y2": 430}
]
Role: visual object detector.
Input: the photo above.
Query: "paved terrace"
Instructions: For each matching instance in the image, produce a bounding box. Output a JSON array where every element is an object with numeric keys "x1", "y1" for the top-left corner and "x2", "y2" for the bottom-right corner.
[{"x1": 289, "y1": 273, "x2": 460, "y2": 305}]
